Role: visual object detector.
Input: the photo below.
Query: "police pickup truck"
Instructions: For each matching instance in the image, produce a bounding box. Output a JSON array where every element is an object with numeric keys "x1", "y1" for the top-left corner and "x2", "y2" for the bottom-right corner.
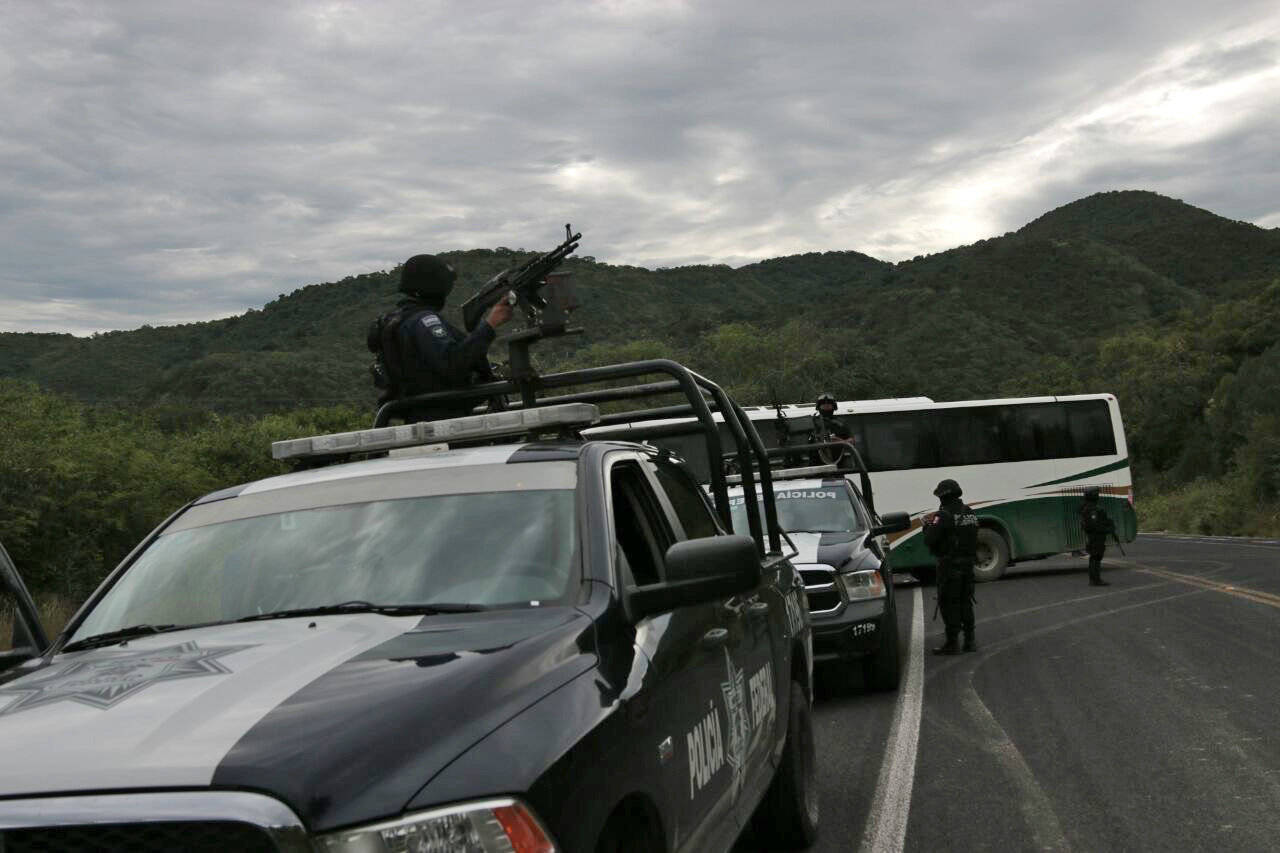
[
  {"x1": 725, "y1": 453, "x2": 910, "y2": 691},
  {"x1": 0, "y1": 360, "x2": 816, "y2": 853}
]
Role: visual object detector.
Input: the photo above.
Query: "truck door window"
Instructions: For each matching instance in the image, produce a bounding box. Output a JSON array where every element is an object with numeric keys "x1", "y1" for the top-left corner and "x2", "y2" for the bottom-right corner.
[
  {"x1": 652, "y1": 463, "x2": 721, "y2": 540},
  {"x1": 611, "y1": 461, "x2": 672, "y2": 588}
]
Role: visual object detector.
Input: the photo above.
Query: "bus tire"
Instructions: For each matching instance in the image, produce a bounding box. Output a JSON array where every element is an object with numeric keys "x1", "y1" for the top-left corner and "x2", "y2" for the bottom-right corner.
[{"x1": 973, "y1": 527, "x2": 1009, "y2": 582}]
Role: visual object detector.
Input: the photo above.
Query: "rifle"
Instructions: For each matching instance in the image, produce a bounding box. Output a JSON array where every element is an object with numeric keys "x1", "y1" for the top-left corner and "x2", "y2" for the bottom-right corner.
[
  {"x1": 769, "y1": 390, "x2": 790, "y2": 450},
  {"x1": 1111, "y1": 531, "x2": 1126, "y2": 557},
  {"x1": 461, "y1": 224, "x2": 582, "y2": 333}
]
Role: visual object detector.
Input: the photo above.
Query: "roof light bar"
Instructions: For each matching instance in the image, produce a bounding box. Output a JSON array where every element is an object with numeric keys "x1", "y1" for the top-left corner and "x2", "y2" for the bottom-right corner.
[{"x1": 271, "y1": 403, "x2": 600, "y2": 461}]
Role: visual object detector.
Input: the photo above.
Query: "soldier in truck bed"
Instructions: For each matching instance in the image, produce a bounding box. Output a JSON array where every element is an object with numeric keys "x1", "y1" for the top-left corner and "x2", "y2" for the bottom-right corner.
[{"x1": 367, "y1": 253, "x2": 512, "y2": 420}]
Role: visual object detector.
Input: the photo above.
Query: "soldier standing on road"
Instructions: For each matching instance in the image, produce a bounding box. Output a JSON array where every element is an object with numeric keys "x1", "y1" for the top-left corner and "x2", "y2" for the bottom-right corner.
[
  {"x1": 367, "y1": 254, "x2": 512, "y2": 420},
  {"x1": 1080, "y1": 487, "x2": 1114, "y2": 587},
  {"x1": 923, "y1": 479, "x2": 979, "y2": 654}
]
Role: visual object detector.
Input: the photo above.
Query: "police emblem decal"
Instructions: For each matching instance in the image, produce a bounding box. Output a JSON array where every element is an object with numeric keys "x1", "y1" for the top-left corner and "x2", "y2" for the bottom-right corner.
[
  {"x1": 720, "y1": 649, "x2": 751, "y2": 797},
  {"x1": 0, "y1": 641, "x2": 255, "y2": 717},
  {"x1": 431, "y1": 326, "x2": 447, "y2": 337}
]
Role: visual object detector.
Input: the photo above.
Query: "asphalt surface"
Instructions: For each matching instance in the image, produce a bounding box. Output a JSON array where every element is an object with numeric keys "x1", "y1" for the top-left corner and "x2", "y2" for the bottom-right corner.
[{"x1": 743, "y1": 534, "x2": 1280, "y2": 852}]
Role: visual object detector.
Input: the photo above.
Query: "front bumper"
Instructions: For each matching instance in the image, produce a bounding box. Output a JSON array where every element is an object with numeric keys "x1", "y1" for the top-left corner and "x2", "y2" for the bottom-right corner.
[{"x1": 811, "y1": 598, "x2": 891, "y2": 664}]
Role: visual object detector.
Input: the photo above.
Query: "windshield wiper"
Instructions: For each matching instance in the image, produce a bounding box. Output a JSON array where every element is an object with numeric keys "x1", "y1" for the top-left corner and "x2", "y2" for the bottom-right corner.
[
  {"x1": 234, "y1": 601, "x2": 487, "y2": 623},
  {"x1": 62, "y1": 624, "x2": 180, "y2": 653}
]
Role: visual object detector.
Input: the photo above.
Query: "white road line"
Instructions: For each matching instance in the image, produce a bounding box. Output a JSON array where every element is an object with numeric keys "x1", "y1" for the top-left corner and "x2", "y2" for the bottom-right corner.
[{"x1": 860, "y1": 586, "x2": 924, "y2": 853}]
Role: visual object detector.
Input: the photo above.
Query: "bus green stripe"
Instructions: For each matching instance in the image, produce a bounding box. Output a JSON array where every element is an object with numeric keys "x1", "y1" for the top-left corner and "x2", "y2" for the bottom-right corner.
[
  {"x1": 888, "y1": 491, "x2": 1137, "y2": 570},
  {"x1": 1024, "y1": 458, "x2": 1129, "y2": 489}
]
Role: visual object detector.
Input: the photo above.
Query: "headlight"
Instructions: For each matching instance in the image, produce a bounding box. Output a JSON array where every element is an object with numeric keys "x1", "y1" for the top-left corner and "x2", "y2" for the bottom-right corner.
[
  {"x1": 839, "y1": 569, "x2": 886, "y2": 601},
  {"x1": 315, "y1": 798, "x2": 556, "y2": 853}
]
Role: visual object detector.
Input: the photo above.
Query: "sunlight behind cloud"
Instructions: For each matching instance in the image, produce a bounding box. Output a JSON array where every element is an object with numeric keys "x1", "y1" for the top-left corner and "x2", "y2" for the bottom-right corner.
[{"x1": 822, "y1": 19, "x2": 1280, "y2": 260}]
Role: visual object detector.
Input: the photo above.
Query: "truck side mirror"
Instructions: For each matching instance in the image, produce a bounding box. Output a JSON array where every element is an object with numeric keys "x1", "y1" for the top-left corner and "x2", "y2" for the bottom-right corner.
[
  {"x1": 870, "y1": 511, "x2": 911, "y2": 538},
  {"x1": 625, "y1": 536, "x2": 761, "y2": 622}
]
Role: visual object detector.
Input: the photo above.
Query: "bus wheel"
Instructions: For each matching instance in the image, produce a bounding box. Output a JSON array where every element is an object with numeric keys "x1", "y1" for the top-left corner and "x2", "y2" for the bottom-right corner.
[{"x1": 973, "y1": 528, "x2": 1009, "y2": 582}]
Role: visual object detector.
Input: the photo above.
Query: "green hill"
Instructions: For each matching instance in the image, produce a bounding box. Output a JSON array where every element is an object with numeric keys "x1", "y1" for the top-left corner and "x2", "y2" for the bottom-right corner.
[{"x1": 8, "y1": 190, "x2": 1275, "y2": 413}]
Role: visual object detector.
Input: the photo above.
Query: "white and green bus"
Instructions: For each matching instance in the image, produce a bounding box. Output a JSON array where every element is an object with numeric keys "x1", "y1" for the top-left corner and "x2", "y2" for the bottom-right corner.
[{"x1": 606, "y1": 394, "x2": 1138, "y2": 582}]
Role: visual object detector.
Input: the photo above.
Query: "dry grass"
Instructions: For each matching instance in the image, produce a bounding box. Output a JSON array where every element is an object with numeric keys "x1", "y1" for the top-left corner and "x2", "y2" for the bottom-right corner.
[{"x1": 1, "y1": 595, "x2": 80, "y2": 651}]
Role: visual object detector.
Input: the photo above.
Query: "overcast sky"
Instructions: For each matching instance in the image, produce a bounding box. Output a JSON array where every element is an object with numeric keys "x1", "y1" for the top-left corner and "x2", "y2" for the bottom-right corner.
[{"x1": 3, "y1": 1, "x2": 1278, "y2": 334}]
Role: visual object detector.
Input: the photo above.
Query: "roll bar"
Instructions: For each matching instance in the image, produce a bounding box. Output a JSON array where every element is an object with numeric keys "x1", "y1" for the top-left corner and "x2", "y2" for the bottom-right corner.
[{"x1": 372, "y1": 360, "x2": 782, "y2": 555}]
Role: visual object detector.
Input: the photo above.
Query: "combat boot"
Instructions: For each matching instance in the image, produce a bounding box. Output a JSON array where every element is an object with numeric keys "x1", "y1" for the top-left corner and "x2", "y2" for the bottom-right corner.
[
  {"x1": 962, "y1": 634, "x2": 977, "y2": 653},
  {"x1": 932, "y1": 636, "x2": 960, "y2": 655}
]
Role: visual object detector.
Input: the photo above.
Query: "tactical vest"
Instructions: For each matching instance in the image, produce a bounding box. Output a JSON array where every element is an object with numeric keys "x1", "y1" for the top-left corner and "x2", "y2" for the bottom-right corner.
[
  {"x1": 366, "y1": 304, "x2": 434, "y2": 400},
  {"x1": 943, "y1": 501, "x2": 979, "y2": 564},
  {"x1": 1080, "y1": 504, "x2": 1114, "y2": 539}
]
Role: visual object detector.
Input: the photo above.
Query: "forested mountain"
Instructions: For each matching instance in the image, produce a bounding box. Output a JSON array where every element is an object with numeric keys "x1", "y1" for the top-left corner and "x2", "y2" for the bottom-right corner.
[
  {"x1": 3, "y1": 190, "x2": 1280, "y2": 604},
  {"x1": 7, "y1": 189, "x2": 1275, "y2": 414}
]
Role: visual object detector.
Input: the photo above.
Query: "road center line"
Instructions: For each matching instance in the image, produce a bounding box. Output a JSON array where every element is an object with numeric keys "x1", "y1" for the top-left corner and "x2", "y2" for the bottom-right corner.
[
  {"x1": 1131, "y1": 564, "x2": 1280, "y2": 609},
  {"x1": 860, "y1": 586, "x2": 923, "y2": 853}
]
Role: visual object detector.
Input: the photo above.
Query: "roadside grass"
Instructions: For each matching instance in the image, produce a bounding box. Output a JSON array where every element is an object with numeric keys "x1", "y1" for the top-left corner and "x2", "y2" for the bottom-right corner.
[
  {"x1": 0, "y1": 595, "x2": 79, "y2": 651},
  {"x1": 1141, "y1": 481, "x2": 1280, "y2": 537}
]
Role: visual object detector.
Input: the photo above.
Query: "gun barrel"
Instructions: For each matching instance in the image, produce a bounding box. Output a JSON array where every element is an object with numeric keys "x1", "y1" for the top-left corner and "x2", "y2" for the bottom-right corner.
[{"x1": 460, "y1": 227, "x2": 581, "y2": 331}]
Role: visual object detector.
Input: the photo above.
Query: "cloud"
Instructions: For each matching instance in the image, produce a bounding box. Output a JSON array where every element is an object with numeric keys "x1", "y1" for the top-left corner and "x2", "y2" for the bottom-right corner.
[{"x1": 1, "y1": 0, "x2": 1278, "y2": 333}]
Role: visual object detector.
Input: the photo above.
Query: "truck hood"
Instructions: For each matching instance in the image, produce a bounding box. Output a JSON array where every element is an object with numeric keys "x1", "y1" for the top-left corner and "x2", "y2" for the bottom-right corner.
[
  {"x1": 0, "y1": 608, "x2": 595, "y2": 831},
  {"x1": 787, "y1": 531, "x2": 860, "y2": 568}
]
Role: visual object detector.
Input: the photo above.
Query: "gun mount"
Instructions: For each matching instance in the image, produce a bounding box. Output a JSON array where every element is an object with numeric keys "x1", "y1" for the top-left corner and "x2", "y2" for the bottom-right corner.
[{"x1": 460, "y1": 224, "x2": 584, "y2": 406}]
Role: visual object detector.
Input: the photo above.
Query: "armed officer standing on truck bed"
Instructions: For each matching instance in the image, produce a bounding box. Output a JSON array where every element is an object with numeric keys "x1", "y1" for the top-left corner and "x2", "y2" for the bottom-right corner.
[
  {"x1": 923, "y1": 478, "x2": 979, "y2": 654},
  {"x1": 1080, "y1": 486, "x2": 1114, "y2": 587},
  {"x1": 809, "y1": 392, "x2": 853, "y2": 465},
  {"x1": 367, "y1": 254, "x2": 512, "y2": 420}
]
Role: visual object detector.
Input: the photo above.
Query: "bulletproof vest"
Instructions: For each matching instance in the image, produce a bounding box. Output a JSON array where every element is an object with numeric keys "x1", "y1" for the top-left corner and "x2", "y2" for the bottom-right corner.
[
  {"x1": 943, "y1": 499, "x2": 979, "y2": 563},
  {"x1": 1081, "y1": 503, "x2": 1113, "y2": 538},
  {"x1": 366, "y1": 303, "x2": 439, "y2": 400}
]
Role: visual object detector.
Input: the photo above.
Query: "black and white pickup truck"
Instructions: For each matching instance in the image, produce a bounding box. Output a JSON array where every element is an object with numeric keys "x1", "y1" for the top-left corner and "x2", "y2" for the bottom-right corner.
[
  {"x1": 0, "y1": 360, "x2": 817, "y2": 853},
  {"x1": 727, "y1": 463, "x2": 910, "y2": 691}
]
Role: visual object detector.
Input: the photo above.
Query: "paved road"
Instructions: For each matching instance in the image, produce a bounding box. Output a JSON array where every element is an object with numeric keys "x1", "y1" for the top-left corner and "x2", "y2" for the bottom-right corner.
[{"x1": 748, "y1": 534, "x2": 1280, "y2": 852}]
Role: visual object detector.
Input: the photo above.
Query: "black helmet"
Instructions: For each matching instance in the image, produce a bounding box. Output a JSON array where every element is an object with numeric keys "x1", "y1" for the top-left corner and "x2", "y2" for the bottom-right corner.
[
  {"x1": 1083, "y1": 486, "x2": 1100, "y2": 501},
  {"x1": 399, "y1": 254, "x2": 457, "y2": 302},
  {"x1": 933, "y1": 478, "x2": 962, "y2": 499},
  {"x1": 816, "y1": 392, "x2": 837, "y2": 411}
]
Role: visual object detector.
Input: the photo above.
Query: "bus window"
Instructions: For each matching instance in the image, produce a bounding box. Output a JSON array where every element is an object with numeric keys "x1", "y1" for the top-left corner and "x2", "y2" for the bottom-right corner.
[
  {"x1": 935, "y1": 406, "x2": 1004, "y2": 466},
  {"x1": 1066, "y1": 400, "x2": 1117, "y2": 456},
  {"x1": 1006, "y1": 404, "x2": 1071, "y2": 460},
  {"x1": 836, "y1": 415, "x2": 866, "y2": 452},
  {"x1": 862, "y1": 412, "x2": 937, "y2": 471}
]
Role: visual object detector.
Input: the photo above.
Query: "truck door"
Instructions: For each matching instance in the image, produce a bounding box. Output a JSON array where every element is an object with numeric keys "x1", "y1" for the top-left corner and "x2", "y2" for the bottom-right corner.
[
  {"x1": 1, "y1": 540, "x2": 49, "y2": 679},
  {"x1": 609, "y1": 457, "x2": 743, "y2": 851},
  {"x1": 646, "y1": 460, "x2": 781, "y2": 831}
]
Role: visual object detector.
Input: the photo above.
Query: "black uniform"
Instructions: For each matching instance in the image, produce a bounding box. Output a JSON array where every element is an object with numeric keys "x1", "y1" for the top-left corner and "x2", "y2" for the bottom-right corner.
[
  {"x1": 813, "y1": 413, "x2": 850, "y2": 441},
  {"x1": 1080, "y1": 492, "x2": 1115, "y2": 586},
  {"x1": 808, "y1": 413, "x2": 852, "y2": 465},
  {"x1": 380, "y1": 298, "x2": 498, "y2": 420},
  {"x1": 923, "y1": 495, "x2": 979, "y2": 652}
]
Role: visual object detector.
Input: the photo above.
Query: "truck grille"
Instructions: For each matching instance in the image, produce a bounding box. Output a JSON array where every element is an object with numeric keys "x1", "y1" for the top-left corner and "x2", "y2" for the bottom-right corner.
[
  {"x1": 797, "y1": 564, "x2": 842, "y2": 615},
  {"x1": 2, "y1": 821, "x2": 278, "y2": 853}
]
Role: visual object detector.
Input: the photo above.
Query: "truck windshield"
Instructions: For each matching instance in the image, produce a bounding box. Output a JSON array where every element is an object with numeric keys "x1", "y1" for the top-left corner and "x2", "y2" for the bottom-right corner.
[
  {"x1": 71, "y1": 489, "x2": 577, "y2": 641},
  {"x1": 730, "y1": 487, "x2": 863, "y2": 534}
]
